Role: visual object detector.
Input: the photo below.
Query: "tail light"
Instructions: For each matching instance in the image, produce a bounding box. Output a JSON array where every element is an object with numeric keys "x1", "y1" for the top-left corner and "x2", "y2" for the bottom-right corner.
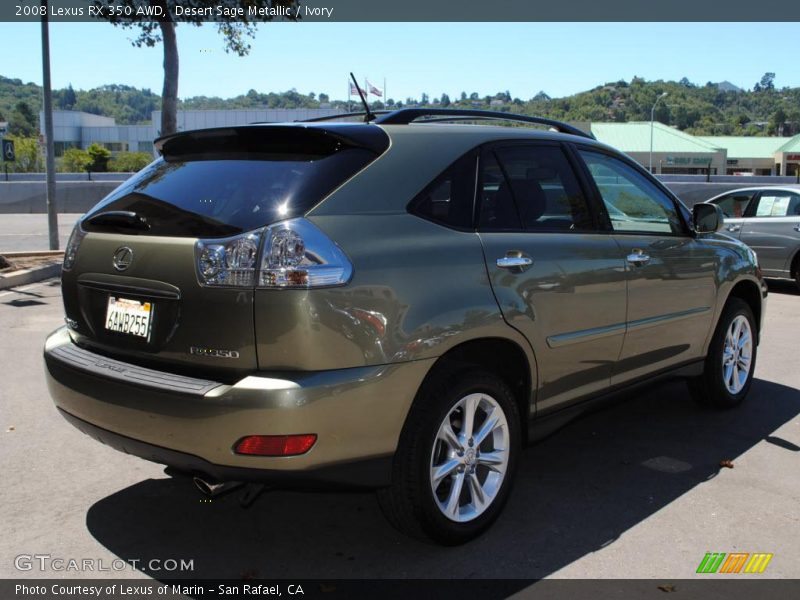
[
  {"x1": 194, "y1": 218, "x2": 352, "y2": 289},
  {"x1": 258, "y1": 218, "x2": 352, "y2": 288},
  {"x1": 63, "y1": 223, "x2": 86, "y2": 271},
  {"x1": 195, "y1": 231, "x2": 260, "y2": 287}
]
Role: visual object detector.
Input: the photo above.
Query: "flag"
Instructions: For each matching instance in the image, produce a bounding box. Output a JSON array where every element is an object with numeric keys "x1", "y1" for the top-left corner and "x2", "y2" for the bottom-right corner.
[
  {"x1": 367, "y1": 80, "x2": 383, "y2": 97},
  {"x1": 349, "y1": 81, "x2": 361, "y2": 96}
]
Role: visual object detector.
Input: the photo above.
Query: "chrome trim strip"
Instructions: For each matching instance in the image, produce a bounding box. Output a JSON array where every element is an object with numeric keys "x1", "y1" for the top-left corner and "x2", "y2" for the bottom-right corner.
[
  {"x1": 546, "y1": 306, "x2": 711, "y2": 349},
  {"x1": 547, "y1": 322, "x2": 625, "y2": 349},
  {"x1": 626, "y1": 306, "x2": 711, "y2": 332}
]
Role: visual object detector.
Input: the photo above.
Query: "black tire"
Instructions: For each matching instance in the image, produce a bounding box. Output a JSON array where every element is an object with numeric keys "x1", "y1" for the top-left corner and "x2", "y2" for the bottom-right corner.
[
  {"x1": 689, "y1": 298, "x2": 757, "y2": 409},
  {"x1": 377, "y1": 364, "x2": 521, "y2": 545}
]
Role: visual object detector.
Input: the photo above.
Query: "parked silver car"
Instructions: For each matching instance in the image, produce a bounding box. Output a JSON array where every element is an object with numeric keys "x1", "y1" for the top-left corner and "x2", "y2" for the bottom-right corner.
[{"x1": 706, "y1": 186, "x2": 800, "y2": 289}]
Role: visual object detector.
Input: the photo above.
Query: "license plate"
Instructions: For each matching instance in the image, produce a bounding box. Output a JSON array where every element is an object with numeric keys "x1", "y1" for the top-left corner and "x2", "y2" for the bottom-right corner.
[{"x1": 104, "y1": 296, "x2": 153, "y2": 340}]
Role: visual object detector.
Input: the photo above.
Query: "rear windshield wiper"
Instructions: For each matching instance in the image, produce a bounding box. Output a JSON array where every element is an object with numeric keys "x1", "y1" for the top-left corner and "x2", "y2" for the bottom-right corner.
[{"x1": 84, "y1": 211, "x2": 150, "y2": 231}]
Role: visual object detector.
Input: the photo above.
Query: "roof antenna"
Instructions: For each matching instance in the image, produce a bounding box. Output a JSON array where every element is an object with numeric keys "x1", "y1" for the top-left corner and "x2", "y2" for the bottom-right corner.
[{"x1": 350, "y1": 72, "x2": 375, "y2": 123}]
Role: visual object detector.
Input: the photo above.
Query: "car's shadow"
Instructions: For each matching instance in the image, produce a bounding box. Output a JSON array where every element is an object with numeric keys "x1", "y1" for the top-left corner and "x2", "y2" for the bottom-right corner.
[
  {"x1": 86, "y1": 378, "x2": 800, "y2": 581},
  {"x1": 766, "y1": 279, "x2": 799, "y2": 296}
]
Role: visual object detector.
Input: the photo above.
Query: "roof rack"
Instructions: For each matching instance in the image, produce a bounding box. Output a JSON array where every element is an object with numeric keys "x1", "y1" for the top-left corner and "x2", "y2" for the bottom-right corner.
[
  {"x1": 373, "y1": 108, "x2": 594, "y2": 139},
  {"x1": 299, "y1": 110, "x2": 392, "y2": 123}
]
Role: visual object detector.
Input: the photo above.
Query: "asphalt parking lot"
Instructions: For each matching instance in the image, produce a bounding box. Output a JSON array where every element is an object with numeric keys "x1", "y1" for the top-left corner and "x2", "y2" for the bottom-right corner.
[{"x1": 0, "y1": 278, "x2": 798, "y2": 587}]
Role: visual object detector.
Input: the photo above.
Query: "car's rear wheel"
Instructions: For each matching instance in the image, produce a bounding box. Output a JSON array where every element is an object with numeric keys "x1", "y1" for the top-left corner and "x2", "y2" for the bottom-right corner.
[
  {"x1": 377, "y1": 365, "x2": 520, "y2": 545},
  {"x1": 689, "y1": 298, "x2": 757, "y2": 408}
]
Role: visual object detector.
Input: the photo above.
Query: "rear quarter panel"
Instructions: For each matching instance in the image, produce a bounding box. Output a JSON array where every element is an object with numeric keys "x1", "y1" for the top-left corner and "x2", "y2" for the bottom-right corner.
[{"x1": 254, "y1": 213, "x2": 535, "y2": 375}]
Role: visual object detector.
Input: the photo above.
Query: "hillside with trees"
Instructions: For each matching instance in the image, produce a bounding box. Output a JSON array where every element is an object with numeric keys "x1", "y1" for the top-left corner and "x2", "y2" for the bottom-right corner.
[{"x1": 2, "y1": 72, "x2": 798, "y2": 137}]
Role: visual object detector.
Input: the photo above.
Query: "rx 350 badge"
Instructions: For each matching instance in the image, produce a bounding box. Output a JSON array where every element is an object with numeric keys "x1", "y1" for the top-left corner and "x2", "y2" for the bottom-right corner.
[{"x1": 190, "y1": 347, "x2": 240, "y2": 359}]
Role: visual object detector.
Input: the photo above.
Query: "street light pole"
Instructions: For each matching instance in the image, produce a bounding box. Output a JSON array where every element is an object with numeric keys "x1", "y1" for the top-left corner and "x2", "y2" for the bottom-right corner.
[
  {"x1": 41, "y1": 0, "x2": 59, "y2": 250},
  {"x1": 649, "y1": 92, "x2": 668, "y2": 174}
]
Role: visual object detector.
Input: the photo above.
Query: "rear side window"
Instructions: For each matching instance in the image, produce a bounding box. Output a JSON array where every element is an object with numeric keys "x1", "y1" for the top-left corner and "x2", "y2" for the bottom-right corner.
[
  {"x1": 83, "y1": 127, "x2": 385, "y2": 238},
  {"x1": 713, "y1": 192, "x2": 754, "y2": 218},
  {"x1": 410, "y1": 150, "x2": 477, "y2": 229},
  {"x1": 751, "y1": 191, "x2": 800, "y2": 217},
  {"x1": 478, "y1": 144, "x2": 593, "y2": 232}
]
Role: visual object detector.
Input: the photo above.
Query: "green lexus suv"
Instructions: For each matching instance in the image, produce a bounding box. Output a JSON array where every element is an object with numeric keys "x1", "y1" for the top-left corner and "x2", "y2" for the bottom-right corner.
[{"x1": 44, "y1": 109, "x2": 766, "y2": 544}]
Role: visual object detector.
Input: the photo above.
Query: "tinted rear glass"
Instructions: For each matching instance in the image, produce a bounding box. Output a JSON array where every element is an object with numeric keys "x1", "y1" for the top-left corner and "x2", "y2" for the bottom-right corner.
[{"x1": 83, "y1": 128, "x2": 382, "y2": 238}]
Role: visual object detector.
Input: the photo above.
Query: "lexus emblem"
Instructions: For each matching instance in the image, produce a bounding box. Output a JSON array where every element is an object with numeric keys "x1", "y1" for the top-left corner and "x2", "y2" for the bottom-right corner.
[{"x1": 112, "y1": 247, "x2": 134, "y2": 272}]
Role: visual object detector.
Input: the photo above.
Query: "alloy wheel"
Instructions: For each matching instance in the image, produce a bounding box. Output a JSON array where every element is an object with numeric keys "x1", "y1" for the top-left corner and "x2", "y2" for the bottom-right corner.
[
  {"x1": 429, "y1": 393, "x2": 510, "y2": 523},
  {"x1": 722, "y1": 315, "x2": 753, "y2": 394}
]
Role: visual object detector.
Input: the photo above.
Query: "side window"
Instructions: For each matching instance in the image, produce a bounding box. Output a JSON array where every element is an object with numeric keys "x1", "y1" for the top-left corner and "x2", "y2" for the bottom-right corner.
[
  {"x1": 410, "y1": 150, "x2": 477, "y2": 229},
  {"x1": 751, "y1": 192, "x2": 800, "y2": 217},
  {"x1": 579, "y1": 150, "x2": 684, "y2": 235},
  {"x1": 478, "y1": 144, "x2": 594, "y2": 232},
  {"x1": 713, "y1": 193, "x2": 754, "y2": 218}
]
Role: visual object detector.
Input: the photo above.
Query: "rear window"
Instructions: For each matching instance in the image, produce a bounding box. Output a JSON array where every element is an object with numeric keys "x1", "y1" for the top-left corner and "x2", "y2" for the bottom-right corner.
[{"x1": 82, "y1": 127, "x2": 384, "y2": 238}]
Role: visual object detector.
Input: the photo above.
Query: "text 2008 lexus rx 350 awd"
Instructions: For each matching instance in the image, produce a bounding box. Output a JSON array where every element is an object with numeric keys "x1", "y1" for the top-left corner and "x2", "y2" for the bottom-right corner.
[{"x1": 44, "y1": 109, "x2": 766, "y2": 544}]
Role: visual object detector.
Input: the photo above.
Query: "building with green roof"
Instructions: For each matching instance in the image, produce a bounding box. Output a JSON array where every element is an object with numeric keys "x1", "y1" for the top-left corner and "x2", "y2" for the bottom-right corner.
[
  {"x1": 698, "y1": 135, "x2": 800, "y2": 176},
  {"x1": 591, "y1": 122, "x2": 725, "y2": 176},
  {"x1": 591, "y1": 122, "x2": 800, "y2": 177}
]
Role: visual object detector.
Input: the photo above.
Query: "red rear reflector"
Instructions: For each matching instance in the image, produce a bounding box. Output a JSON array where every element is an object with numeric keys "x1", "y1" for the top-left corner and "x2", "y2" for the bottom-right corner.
[{"x1": 234, "y1": 434, "x2": 317, "y2": 456}]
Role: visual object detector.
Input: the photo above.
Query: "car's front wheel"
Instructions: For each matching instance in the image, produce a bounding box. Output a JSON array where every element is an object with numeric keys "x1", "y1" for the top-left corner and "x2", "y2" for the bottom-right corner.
[
  {"x1": 378, "y1": 366, "x2": 520, "y2": 545},
  {"x1": 689, "y1": 298, "x2": 757, "y2": 408}
]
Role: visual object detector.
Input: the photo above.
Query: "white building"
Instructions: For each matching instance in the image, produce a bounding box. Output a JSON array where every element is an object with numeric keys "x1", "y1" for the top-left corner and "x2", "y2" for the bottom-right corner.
[{"x1": 40, "y1": 108, "x2": 345, "y2": 156}]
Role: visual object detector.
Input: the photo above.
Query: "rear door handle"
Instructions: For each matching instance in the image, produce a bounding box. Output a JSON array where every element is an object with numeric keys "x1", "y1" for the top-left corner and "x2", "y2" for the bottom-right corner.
[
  {"x1": 496, "y1": 256, "x2": 533, "y2": 269},
  {"x1": 794, "y1": 224, "x2": 800, "y2": 232},
  {"x1": 626, "y1": 251, "x2": 650, "y2": 266},
  {"x1": 726, "y1": 225, "x2": 741, "y2": 232}
]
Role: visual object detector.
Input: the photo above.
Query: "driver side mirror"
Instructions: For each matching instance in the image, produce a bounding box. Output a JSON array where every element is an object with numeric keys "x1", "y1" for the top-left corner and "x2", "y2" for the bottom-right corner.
[{"x1": 693, "y1": 203, "x2": 723, "y2": 233}]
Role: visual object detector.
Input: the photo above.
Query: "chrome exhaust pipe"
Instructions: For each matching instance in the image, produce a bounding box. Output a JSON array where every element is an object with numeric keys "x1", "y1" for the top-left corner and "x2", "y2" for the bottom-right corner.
[{"x1": 193, "y1": 476, "x2": 244, "y2": 498}]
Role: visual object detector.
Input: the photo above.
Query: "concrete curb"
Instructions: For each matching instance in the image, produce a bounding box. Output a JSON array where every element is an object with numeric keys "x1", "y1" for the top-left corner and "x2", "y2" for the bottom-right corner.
[
  {"x1": 0, "y1": 263, "x2": 62, "y2": 291},
  {"x1": 2, "y1": 251, "x2": 64, "y2": 258}
]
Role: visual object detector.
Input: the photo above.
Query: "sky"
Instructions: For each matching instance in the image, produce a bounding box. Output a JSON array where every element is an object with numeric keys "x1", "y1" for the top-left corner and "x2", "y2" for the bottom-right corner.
[{"x1": 1, "y1": 22, "x2": 798, "y2": 102}]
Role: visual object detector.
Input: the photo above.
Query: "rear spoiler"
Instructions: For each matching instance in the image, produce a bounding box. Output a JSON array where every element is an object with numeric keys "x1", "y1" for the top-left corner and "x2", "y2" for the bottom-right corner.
[{"x1": 154, "y1": 124, "x2": 390, "y2": 160}]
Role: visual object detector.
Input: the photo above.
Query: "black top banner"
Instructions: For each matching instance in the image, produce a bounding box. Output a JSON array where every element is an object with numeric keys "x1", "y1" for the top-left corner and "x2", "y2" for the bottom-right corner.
[{"x1": 4, "y1": 0, "x2": 800, "y2": 22}]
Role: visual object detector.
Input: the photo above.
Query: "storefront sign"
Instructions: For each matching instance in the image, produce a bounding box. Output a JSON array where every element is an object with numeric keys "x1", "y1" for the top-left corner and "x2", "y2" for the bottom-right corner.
[{"x1": 665, "y1": 156, "x2": 712, "y2": 165}]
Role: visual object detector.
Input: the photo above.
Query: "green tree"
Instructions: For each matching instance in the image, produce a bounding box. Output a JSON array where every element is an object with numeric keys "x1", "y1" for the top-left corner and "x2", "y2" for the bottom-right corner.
[
  {"x1": 91, "y1": 0, "x2": 299, "y2": 136},
  {"x1": 62, "y1": 148, "x2": 91, "y2": 172},
  {"x1": 759, "y1": 72, "x2": 776, "y2": 92},
  {"x1": 9, "y1": 101, "x2": 36, "y2": 136},
  {"x1": 108, "y1": 151, "x2": 153, "y2": 172},
  {"x1": 86, "y1": 143, "x2": 111, "y2": 172},
  {"x1": 440, "y1": 93, "x2": 451, "y2": 107},
  {"x1": 769, "y1": 108, "x2": 787, "y2": 135},
  {"x1": 58, "y1": 84, "x2": 77, "y2": 109}
]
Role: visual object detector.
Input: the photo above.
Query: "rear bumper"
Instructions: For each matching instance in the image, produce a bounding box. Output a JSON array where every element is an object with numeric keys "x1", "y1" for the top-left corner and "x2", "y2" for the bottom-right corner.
[
  {"x1": 56, "y1": 408, "x2": 392, "y2": 488},
  {"x1": 44, "y1": 327, "x2": 433, "y2": 488}
]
